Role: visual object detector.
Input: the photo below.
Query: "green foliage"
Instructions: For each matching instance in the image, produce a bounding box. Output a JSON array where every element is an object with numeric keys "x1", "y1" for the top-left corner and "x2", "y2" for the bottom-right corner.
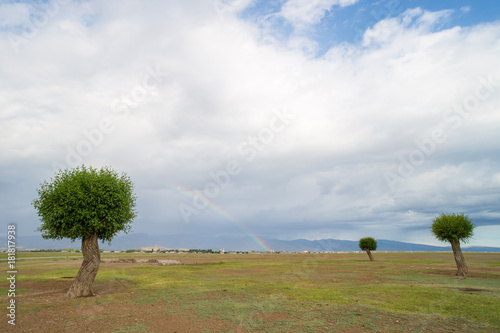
[
  {"x1": 32, "y1": 165, "x2": 137, "y2": 243},
  {"x1": 359, "y1": 237, "x2": 377, "y2": 251},
  {"x1": 431, "y1": 213, "x2": 475, "y2": 243}
]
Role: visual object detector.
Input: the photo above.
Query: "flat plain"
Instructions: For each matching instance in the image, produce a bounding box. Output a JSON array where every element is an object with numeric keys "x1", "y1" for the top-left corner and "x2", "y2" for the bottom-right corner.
[{"x1": 1, "y1": 251, "x2": 499, "y2": 332}]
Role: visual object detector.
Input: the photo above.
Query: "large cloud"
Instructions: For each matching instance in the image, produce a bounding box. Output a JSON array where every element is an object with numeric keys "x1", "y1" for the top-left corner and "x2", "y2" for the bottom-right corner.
[{"x1": 0, "y1": 1, "x2": 499, "y2": 247}]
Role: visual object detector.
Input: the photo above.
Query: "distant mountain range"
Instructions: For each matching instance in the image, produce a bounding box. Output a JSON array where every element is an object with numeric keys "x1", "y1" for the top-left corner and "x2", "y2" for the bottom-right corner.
[
  {"x1": 8, "y1": 233, "x2": 500, "y2": 252},
  {"x1": 268, "y1": 238, "x2": 500, "y2": 252}
]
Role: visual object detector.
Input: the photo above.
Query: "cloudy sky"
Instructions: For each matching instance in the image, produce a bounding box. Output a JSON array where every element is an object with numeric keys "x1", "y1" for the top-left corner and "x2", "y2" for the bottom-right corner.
[{"x1": 1, "y1": 0, "x2": 499, "y2": 249}]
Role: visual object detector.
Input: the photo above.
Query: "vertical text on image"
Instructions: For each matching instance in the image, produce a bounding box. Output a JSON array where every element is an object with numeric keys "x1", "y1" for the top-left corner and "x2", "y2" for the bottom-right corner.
[{"x1": 7, "y1": 224, "x2": 17, "y2": 326}]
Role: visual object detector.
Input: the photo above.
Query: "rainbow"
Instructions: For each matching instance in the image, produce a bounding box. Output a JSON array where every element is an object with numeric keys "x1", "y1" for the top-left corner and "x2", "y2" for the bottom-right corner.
[{"x1": 166, "y1": 184, "x2": 272, "y2": 252}]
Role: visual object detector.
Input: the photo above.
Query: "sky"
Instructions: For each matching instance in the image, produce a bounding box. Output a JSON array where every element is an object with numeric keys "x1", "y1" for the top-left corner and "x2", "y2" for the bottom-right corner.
[{"x1": 1, "y1": 0, "x2": 499, "y2": 249}]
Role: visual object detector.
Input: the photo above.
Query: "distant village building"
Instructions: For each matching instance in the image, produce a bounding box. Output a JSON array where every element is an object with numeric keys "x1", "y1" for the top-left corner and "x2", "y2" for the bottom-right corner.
[{"x1": 140, "y1": 245, "x2": 189, "y2": 253}]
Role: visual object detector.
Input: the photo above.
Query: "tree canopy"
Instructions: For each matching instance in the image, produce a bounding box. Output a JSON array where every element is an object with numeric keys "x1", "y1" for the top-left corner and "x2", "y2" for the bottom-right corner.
[
  {"x1": 431, "y1": 213, "x2": 475, "y2": 243},
  {"x1": 359, "y1": 237, "x2": 377, "y2": 251},
  {"x1": 33, "y1": 165, "x2": 137, "y2": 243}
]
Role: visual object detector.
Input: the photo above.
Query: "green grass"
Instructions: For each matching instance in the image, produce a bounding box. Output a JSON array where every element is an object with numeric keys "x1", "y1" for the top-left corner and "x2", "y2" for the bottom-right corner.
[{"x1": 5, "y1": 252, "x2": 500, "y2": 332}]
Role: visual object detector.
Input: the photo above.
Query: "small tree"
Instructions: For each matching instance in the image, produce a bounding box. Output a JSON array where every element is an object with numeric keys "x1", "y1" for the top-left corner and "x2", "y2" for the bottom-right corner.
[
  {"x1": 32, "y1": 166, "x2": 137, "y2": 298},
  {"x1": 431, "y1": 213, "x2": 474, "y2": 277},
  {"x1": 359, "y1": 237, "x2": 377, "y2": 261}
]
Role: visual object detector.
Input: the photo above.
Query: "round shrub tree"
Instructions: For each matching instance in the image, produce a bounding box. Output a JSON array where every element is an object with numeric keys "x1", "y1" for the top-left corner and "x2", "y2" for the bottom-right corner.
[
  {"x1": 359, "y1": 237, "x2": 377, "y2": 261},
  {"x1": 431, "y1": 213, "x2": 474, "y2": 277},
  {"x1": 32, "y1": 166, "x2": 137, "y2": 298}
]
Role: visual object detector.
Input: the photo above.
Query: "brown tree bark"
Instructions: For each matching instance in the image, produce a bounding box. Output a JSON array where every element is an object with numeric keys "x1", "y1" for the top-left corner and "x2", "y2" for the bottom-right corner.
[
  {"x1": 450, "y1": 239, "x2": 470, "y2": 277},
  {"x1": 365, "y1": 249, "x2": 374, "y2": 261},
  {"x1": 67, "y1": 233, "x2": 101, "y2": 298}
]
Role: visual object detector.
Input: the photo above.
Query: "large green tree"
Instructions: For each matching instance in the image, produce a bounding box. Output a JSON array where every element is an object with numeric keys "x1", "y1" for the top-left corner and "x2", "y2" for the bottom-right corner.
[
  {"x1": 431, "y1": 213, "x2": 475, "y2": 277},
  {"x1": 359, "y1": 237, "x2": 377, "y2": 261},
  {"x1": 32, "y1": 166, "x2": 137, "y2": 297}
]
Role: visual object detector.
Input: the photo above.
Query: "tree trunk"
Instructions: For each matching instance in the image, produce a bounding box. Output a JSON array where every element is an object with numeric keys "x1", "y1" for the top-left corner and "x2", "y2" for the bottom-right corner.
[
  {"x1": 67, "y1": 233, "x2": 101, "y2": 298},
  {"x1": 450, "y1": 239, "x2": 470, "y2": 277},
  {"x1": 365, "y1": 249, "x2": 374, "y2": 261}
]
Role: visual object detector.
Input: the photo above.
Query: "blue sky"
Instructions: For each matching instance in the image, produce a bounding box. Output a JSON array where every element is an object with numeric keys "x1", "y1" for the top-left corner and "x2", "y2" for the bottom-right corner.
[
  {"x1": 0, "y1": 0, "x2": 499, "y2": 249},
  {"x1": 240, "y1": 0, "x2": 500, "y2": 54}
]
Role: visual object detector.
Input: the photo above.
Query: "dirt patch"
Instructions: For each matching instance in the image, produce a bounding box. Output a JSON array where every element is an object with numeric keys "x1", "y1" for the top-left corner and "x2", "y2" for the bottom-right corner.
[
  {"x1": 16, "y1": 279, "x2": 72, "y2": 298},
  {"x1": 16, "y1": 278, "x2": 132, "y2": 301},
  {"x1": 355, "y1": 274, "x2": 393, "y2": 283},
  {"x1": 101, "y1": 258, "x2": 182, "y2": 265},
  {"x1": 219, "y1": 269, "x2": 267, "y2": 275},
  {"x1": 6, "y1": 280, "x2": 234, "y2": 333},
  {"x1": 456, "y1": 287, "x2": 489, "y2": 293},
  {"x1": 421, "y1": 269, "x2": 500, "y2": 279}
]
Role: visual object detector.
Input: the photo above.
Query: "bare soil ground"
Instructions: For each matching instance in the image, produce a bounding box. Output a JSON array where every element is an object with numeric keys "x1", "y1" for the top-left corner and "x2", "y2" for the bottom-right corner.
[
  {"x1": 2, "y1": 253, "x2": 499, "y2": 332},
  {"x1": 9, "y1": 278, "x2": 487, "y2": 333},
  {"x1": 11, "y1": 277, "x2": 234, "y2": 333}
]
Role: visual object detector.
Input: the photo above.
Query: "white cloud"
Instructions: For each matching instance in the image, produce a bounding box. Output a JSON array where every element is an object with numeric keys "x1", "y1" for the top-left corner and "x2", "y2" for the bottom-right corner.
[
  {"x1": 0, "y1": 2, "x2": 499, "y2": 245},
  {"x1": 362, "y1": 8, "x2": 453, "y2": 47},
  {"x1": 460, "y1": 6, "x2": 471, "y2": 14},
  {"x1": 0, "y1": 3, "x2": 31, "y2": 27},
  {"x1": 213, "y1": 0, "x2": 254, "y2": 20},
  {"x1": 280, "y1": 0, "x2": 358, "y2": 27}
]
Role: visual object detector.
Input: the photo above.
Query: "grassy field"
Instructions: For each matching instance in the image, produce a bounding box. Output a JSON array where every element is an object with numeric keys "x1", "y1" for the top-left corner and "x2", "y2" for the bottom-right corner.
[{"x1": 1, "y1": 251, "x2": 499, "y2": 332}]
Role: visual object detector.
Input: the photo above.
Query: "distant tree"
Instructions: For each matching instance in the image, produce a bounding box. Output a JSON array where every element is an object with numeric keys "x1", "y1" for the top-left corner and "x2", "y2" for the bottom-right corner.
[
  {"x1": 359, "y1": 237, "x2": 377, "y2": 261},
  {"x1": 431, "y1": 213, "x2": 475, "y2": 277},
  {"x1": 32, "y1": 166, "x2": 137, "y2": 298}
]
